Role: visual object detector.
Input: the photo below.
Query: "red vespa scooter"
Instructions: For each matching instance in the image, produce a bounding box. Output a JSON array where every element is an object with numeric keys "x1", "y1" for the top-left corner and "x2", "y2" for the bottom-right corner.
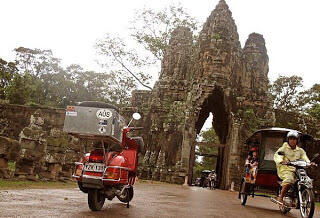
[{"x1": 72, "y1": 112, "x2": 144, "y2": 211}]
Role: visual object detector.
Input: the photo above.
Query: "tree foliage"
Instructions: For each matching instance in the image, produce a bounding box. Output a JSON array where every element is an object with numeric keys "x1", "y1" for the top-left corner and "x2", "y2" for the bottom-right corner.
[
  {"x1": 0, "y1": 58, "x2": 17, "y2": 99},
  {"x1": 131, "y1": 4, "x2": 198, "y2": 61},
  {"x1": 269, "y1": 75, "x2": 320, "y2": 121},
  {"x1": 6, "y1": 73, "x2": 35, "y2": 105},
  {"x1": 14, "y1": 47, "x2": 61, "y2": 77},
  {"x1": 300, "y1": 83, "x2": 320, "y2": 120},
  {"x1": 95, "y1": 34, "x2": 152, "y2": 90},
  {"x1": 2, "y1": 5, "x2": 198, "y2": 108},
  {"x1": 269, "y1": 75, "x2": 303, "y2": 112},
  {"x1": 95, "y1": 4, "x2": 198, "y2": 92},
  {"x1": 193, "y1": 128, "x2": 218, "y2": 180},
  {"x1": 1, "y1": 47, "x2": 134, "y2": 108}
]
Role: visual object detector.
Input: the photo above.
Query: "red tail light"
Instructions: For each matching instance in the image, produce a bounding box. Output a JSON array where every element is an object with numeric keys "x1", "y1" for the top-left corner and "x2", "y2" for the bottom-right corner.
[{"x1": 89, "y1": 149, "x2": 104, "y2": 162}]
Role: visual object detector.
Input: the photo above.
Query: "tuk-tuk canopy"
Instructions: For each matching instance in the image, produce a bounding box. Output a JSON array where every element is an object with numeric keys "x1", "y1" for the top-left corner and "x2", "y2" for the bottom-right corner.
[
  {"x1": 201, "y1": 170, "x2": 212, "y2": 173},
  {"x1": 246, "y1": 128, "x2": 313, "y2": 145}
]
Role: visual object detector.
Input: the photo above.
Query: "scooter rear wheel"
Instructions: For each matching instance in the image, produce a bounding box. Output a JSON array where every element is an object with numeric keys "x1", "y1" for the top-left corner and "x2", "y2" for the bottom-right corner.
[{"x1": 88, "y1": 189, "x2": 105, "y2": 211}]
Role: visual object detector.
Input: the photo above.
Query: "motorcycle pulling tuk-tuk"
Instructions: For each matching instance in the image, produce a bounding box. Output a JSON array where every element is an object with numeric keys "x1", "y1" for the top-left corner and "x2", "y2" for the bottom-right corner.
[
  {"x1": 63, "y1": 101, "x2": 144, "y2": 211},
  {"x1": 238, "y1": 128, "x2": 319, "y2": 218}
]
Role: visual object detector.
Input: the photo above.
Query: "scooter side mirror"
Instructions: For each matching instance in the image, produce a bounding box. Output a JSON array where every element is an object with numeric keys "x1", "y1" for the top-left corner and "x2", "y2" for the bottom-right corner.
[
  {"x1": 132, "y1": 113, "x2": 141, "y2": 120},
  {"x1": 127, "y1": 113, "x2": 141, "y2": 127}
]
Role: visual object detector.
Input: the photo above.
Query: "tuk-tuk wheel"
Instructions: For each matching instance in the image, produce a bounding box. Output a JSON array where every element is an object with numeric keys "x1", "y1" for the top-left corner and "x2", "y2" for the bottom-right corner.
[{"x1": 239, "y1": 181, "x2": 248, "y2": 206}]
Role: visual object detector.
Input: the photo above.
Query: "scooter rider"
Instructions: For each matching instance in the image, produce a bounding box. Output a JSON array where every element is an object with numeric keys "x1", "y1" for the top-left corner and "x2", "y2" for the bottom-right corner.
[{"x1": 274, "y1": 130, "x2": 314, "y2": 205}]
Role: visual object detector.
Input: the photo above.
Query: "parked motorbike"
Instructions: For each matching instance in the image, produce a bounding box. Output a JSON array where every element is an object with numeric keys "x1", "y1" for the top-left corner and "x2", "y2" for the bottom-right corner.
[
  {"x1": 270, "y1": 153, "x2": 319, "y2": 218},
  {"x1": 73, "y1": 112, "x2": 144, "y2": 211}
]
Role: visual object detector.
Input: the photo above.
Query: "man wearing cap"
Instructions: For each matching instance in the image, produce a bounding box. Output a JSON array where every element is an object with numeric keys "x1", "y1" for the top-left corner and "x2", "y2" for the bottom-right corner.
[{"x1": 274, "y1": 130, "x2": 313, "y2": 205}]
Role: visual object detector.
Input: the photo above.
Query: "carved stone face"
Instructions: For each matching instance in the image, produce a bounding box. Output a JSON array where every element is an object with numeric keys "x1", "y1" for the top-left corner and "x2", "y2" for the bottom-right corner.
[{"x1": 201, "y1": 34, "x2": 232, "y2": 77}]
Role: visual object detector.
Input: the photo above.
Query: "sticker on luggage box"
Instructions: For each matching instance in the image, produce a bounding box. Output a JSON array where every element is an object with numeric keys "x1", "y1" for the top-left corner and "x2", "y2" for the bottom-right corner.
[
  {"x1": 66, "y1": 111, "x2": 77, "y2": 116},
  {"x1": 98, "y1": 120, "x2": 108, "y2": 126},
  {"x1": 96, "y1": 109, "x2": 112, "y2": 120},
  {"x1": 99, "y1": 126, "x2": 106, "y2": 134}
]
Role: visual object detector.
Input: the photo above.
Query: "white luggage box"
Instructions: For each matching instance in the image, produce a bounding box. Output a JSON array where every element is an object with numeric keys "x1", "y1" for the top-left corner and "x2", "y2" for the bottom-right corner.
[{"x1": 63, "y1": 103, "x2": 125, "y2": 142}]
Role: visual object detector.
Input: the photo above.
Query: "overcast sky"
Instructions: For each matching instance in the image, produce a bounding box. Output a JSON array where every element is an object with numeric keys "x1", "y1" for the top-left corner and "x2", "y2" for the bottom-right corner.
[{"x1": 1, "y1": 0, "x2": 319, "y2": 89}]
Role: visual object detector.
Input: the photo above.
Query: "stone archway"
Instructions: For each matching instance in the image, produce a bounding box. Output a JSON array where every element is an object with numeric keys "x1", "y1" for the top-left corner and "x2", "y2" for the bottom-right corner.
[
  {"x1": 124, "y1": 0, "x2": 274, "y2": 189},
  {"x1": 190, "y1": 86, "x2": 230, "y2": 188}
]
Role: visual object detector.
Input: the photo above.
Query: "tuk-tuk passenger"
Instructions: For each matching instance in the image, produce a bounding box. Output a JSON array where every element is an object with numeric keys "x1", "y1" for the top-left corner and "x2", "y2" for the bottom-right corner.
[
  {"x1": 274, "y1": 130, "x2": 313, "y2": 205},
  {"x1": 245, "y1": 147, "x2": 258, "y2": 182}
]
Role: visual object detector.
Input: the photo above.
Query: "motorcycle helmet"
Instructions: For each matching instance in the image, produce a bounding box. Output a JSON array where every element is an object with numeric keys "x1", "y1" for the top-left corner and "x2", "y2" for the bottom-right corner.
[{"x1": 287, "y1": 130, "x2": 299, "y2": 140}]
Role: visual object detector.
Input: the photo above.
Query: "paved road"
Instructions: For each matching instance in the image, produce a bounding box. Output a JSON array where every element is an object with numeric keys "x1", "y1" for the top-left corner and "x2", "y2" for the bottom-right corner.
[{"x1": 0, "y1": 183, "x2": 319, "y2": 218}]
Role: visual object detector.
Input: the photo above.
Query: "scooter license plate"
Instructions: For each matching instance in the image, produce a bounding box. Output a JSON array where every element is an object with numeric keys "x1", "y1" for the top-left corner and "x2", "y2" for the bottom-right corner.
[{"x1": 84, "y1": 163, "x2": 105, "y2": 172}]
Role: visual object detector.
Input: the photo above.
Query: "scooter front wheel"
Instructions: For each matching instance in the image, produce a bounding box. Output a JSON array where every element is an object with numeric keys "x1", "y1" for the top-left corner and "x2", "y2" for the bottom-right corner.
[{"x1": 88, "y1": 189, "x2": 105, "y2": 211}]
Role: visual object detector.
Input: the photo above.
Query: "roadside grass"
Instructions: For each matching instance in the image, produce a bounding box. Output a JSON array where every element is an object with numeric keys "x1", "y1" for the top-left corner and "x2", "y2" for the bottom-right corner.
[
  {"x1": 0, "y1": 178, "x2": 169, "y2": 190},
  {"x1": 316, "y1": 202, "x2": 320, "y2": 207},
  {"x1": 7, "y1": 161, "x2": 16, "y2": 172},
  {"x1": 0, "y1": 179, "x2": 77, "y2": 190},
  {"x1": 137, "y1": 179, "x2": 179, "y2": 186}
]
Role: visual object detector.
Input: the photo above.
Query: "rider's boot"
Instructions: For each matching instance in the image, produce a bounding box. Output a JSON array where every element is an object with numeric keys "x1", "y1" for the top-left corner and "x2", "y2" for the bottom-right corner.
[{"x1": 278, "y1": 184, "x2": 291, "y2": 205}]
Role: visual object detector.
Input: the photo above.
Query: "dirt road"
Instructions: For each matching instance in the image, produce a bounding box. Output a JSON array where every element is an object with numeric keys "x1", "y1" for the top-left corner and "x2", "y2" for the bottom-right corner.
[{"x1": 0, "y1": 183, "x2": 318, "y2": 218}]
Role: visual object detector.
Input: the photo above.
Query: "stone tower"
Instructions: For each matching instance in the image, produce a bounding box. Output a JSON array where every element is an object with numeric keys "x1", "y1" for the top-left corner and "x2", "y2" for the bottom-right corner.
[{"x1": 123, "y1": 0, "x2": 273, "y2": 188}]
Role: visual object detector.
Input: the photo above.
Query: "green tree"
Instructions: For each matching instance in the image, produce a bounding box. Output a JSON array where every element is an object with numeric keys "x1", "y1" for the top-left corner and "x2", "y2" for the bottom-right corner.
[
  {"x1": 242, "y1": 109, "x2": 260, "y2": 135},
  {"x1": 6, "y1": 73, "x2": 35, "y2": 105},
  {"x1": 14, "y1": 47, "x2": 61, "y2": 77},
  {"x1": 131, "y1": 4, "x2": 198, "y2": 61},
  {"x1": 269, "y1": 75, "x2": 304, "y2": 111},
  {"x1": 0, "y1": 58, "x2": 17, "y2": 99},
  {"x1": 95, "y1": 34, "x2": 152, "y2": 90},
  {"x1": 300, "y1": 83, "x2": 320, "y2": 120},
  {"x1": 95, "y1": 4, "x2": 198, "y2": 93},
  {"x1": 193, "y1": 128, "x2": 219, "y2": 180}
]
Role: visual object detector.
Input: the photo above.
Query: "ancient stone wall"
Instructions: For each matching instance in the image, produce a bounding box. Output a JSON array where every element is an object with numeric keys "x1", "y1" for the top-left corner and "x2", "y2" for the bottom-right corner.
[{"x1": 0, "y1": 104, "x2": 87, "y2": 180}]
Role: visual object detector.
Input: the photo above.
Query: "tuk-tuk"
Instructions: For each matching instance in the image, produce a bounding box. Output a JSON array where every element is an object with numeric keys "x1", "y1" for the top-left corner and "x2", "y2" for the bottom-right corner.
[
  {"x1": 238, "y1": 127, "x2": 318, "y2": 218},
  {"x1": 200, "y1": 170, "x2": 211, "y2": 187}
]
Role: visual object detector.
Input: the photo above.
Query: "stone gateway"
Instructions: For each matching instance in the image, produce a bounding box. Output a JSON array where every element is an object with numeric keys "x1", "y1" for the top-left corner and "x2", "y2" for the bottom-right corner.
[{"x1": 123, "y1": 0, "x2": 274, "y2": 189}]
